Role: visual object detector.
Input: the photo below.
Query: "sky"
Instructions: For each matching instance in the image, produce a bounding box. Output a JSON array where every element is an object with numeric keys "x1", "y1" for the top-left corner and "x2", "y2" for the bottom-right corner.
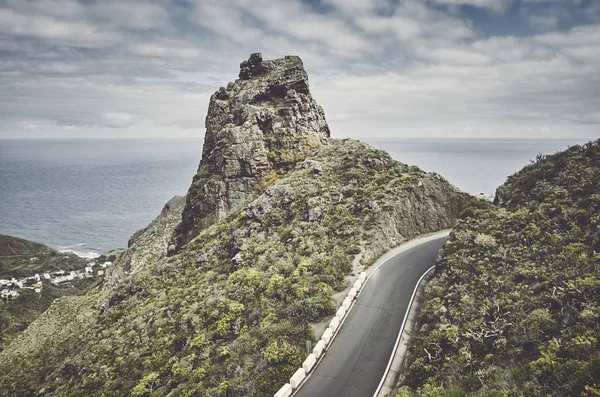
[{"x1": 0, "y1": 0, "x2": 599, "y2": 140}]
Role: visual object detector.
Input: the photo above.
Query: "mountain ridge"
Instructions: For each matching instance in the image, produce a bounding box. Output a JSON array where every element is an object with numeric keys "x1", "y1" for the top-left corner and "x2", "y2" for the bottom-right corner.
[{"x1": 0, "y1": 54, "x2": 470, "y2": 397}]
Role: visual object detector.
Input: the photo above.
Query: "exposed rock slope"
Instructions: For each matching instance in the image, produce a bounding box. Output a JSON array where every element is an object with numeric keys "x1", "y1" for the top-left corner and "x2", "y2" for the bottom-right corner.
[
  {"x1": 398, "y1": 140, "x2": 600, "y2": 397},
  {"x1": 173, "y1": 53, "x2": 330, "y2": 251},
  {"x1": 0, "y1": 54, "x2": 469, "y2": 397}
]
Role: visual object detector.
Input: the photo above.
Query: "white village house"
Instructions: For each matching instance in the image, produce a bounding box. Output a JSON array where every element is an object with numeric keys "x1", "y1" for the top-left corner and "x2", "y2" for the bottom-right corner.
[
  {"x1": 1, "y1": 289, "x2": 19, "y2": 299},
  {"x1": 10, "y1": 278, "x2": 24, "y2": 288},
  {"x1": 51, "y1": 273, "x2": 78, "y2": 285}
]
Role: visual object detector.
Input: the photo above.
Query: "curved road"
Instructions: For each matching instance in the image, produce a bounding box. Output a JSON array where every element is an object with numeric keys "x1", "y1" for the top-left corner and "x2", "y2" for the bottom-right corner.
[{"x1": 295, "y1": 236, "x2": 447, "y2": 397}]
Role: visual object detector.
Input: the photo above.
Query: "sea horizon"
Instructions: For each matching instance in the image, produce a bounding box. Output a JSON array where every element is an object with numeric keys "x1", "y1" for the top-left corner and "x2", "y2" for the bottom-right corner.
[
  {"x1": 1, "y1": 135, "x2": 594, "y2": 141},
  {"x1": 0, "y1": 136, "x2": 593, "y2": 256}
]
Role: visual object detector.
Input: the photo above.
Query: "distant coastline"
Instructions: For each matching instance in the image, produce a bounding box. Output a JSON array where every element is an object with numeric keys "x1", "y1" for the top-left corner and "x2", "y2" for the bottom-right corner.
[{"x1": 57, "y1": 244, "x2": 102, "y2": 260}]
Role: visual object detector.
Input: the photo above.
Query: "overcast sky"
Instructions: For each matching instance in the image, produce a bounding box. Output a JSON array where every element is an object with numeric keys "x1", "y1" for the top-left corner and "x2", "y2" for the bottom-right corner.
[{"x1": 1, "y1": 0, "x2": 599, "y2": 140}]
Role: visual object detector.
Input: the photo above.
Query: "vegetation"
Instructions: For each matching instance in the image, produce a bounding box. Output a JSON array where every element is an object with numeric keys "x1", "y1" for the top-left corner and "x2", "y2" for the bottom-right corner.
[
  {"x1": 0, "y1": 279, "x2": 99, "y2": 351},
  {"x1": 0, "y1": 234, "x2": 49, "y2": 256},
  {"x1": 0, "y1": 234, "x2": 87, "y2": 279},
  {"x1": 0, "y1": 140, "x2": 465, "y2": 397},
  {"x1": 399, "y1": 139, "x2": 600, "y2": 396},
  {"x1": 0, "y1": 235, "x2": 94, "y2": 351}
]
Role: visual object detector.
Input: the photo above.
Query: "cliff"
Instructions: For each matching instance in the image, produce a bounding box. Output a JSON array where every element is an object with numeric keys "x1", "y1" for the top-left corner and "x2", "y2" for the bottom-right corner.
[
  {"x1": 172, "y1": 53, "x2": 330, "y2": 251},
  {"x1": 0, "y1": 54, "x2": 469, "y2": 397},
  {"x1": 398, "y1": 140, "x2": 600, "y2": 397}
]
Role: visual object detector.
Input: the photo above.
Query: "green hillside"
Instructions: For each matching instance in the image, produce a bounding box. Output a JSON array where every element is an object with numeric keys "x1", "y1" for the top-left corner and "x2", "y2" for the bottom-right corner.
[
  {"x1": 0, "y1": 140, "x2": 467, "y2": 397},
  {"x1": 0, "y1": 235, "x2": 87, "y2": 279},
  {"x1": 398, "y1": 140, "x2": 600, "y2": 397},
  {"x1": 0, "y1": 279, "x2": 99, "y2": 350},
  {"x1": 0, "y1": 234, "x2": 50, "y2": 256},
  {"x1": 0, "y1": 235, "x2": 95, "y2": 350},
  {"x1": 0, "y1": 54, "x2": 469, "y2": 397}
]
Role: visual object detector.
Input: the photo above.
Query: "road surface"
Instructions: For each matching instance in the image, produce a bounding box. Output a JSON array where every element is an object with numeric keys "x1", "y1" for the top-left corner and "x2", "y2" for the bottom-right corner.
[{"x1": 295, "y1": 236, "x2": 447, "y2": 397}]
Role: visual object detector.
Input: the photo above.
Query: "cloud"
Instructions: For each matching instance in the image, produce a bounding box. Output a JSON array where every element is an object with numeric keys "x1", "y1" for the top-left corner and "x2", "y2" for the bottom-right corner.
[
  {"x1": 528, "y1": 14, "x2": 560, "y2": 31},
  {"x1": 100, "y1": 113, "x2": 135, "y2": 129},
  {"x1": 191, "y1": 0, "x2": 373, "y2": 59},
  {"x1": 0, "y1": 0, "x2": 598, "y2": 140},
  {"x1": 356, "y1": 15, "x2": 423, "y2": 41},
  {"x1": 356, "y1": 1, "x2": 476, "y2": 44},
  {"x1": 429, "y1": 0, "x2": 514, "y2": 12},
  {"x1": 0, "y1": 72, "x2": 212, "y2": 131},
  {"x1": 0, "y1": 8, "x2": 120, "y2": 47},
  {"x1": 311, "y1": 16, "x2": 600, "y2": 138},
  {"x1": 565, "y1": 111, "x2": 600, "y2": 124},
  {"x1": 412, "y1": 43, "x2": 493, "y2": 65},
  {"x1": 323, "y1": 0, "x2": 389, "y2": 15}
]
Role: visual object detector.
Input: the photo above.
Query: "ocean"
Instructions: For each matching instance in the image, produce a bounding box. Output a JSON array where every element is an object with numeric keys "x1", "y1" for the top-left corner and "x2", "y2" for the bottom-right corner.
[
  {"x1": 0, "y1": 137, "x2": 591, "y2": 256},
  {"x1": 0, "y1": 139, "x2": 203, "y2": 257}
]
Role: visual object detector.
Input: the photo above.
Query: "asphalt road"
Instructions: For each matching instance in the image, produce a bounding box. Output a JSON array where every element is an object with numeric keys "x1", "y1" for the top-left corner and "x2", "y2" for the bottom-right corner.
[{"x1": 295, "y1": 236, "x2": 447, "y2": 397}]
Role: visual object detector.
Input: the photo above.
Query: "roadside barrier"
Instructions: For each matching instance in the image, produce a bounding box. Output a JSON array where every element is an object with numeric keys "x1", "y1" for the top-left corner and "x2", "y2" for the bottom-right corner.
[{"x1": 273, "y1": 271, "x2": 366, "y2": 397}]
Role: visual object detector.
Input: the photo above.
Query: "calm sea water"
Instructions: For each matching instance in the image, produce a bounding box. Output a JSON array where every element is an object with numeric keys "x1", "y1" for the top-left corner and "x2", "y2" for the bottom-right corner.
[
  {"x1": 0, "y1": 137, "x2": 592, "y2": 255},
  {"x1": 0, "y1": 139, "x2": 203, "y2": 257}
]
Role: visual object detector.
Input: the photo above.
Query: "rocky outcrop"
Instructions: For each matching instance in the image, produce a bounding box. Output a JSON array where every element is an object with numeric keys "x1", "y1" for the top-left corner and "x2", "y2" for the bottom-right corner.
[
  {"x1": 360, "y1": 172, "x2": 466, "y2": 265},
  {"x1": 171, "y1": 53, "x2": 330, "y2": 252}
]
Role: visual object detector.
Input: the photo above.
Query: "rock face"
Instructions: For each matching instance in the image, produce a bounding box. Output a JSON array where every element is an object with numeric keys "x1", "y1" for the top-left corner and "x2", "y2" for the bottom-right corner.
[{"x1": 172, "y1": 53, "x2": 330, "y2": 251}]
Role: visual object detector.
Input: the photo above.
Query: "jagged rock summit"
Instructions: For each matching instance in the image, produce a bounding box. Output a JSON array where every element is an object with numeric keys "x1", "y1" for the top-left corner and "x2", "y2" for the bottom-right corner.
[{"x1": 172, "y1": 53, "x2": 330, "y2": 251}]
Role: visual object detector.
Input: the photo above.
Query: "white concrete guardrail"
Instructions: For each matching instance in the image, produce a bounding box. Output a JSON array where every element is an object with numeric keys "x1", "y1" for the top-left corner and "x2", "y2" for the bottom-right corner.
[{"x1": 273, "y1": 270, "x2": 367, "y2": 397}]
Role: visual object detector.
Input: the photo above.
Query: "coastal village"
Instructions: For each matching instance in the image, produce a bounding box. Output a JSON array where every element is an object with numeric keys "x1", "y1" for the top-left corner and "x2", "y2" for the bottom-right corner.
[{"x1": 0, "y1": 260, "x2": 112, "y2": 300}]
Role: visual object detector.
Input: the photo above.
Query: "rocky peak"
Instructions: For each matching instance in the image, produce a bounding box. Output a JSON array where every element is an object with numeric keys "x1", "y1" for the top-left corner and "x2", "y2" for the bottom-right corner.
[
  {"x1": 171, "y1": 53, "x2": 330, "y2": 252},
  {"x1": 239, "y1": 52, "x2": 266, "y2": 79}
]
